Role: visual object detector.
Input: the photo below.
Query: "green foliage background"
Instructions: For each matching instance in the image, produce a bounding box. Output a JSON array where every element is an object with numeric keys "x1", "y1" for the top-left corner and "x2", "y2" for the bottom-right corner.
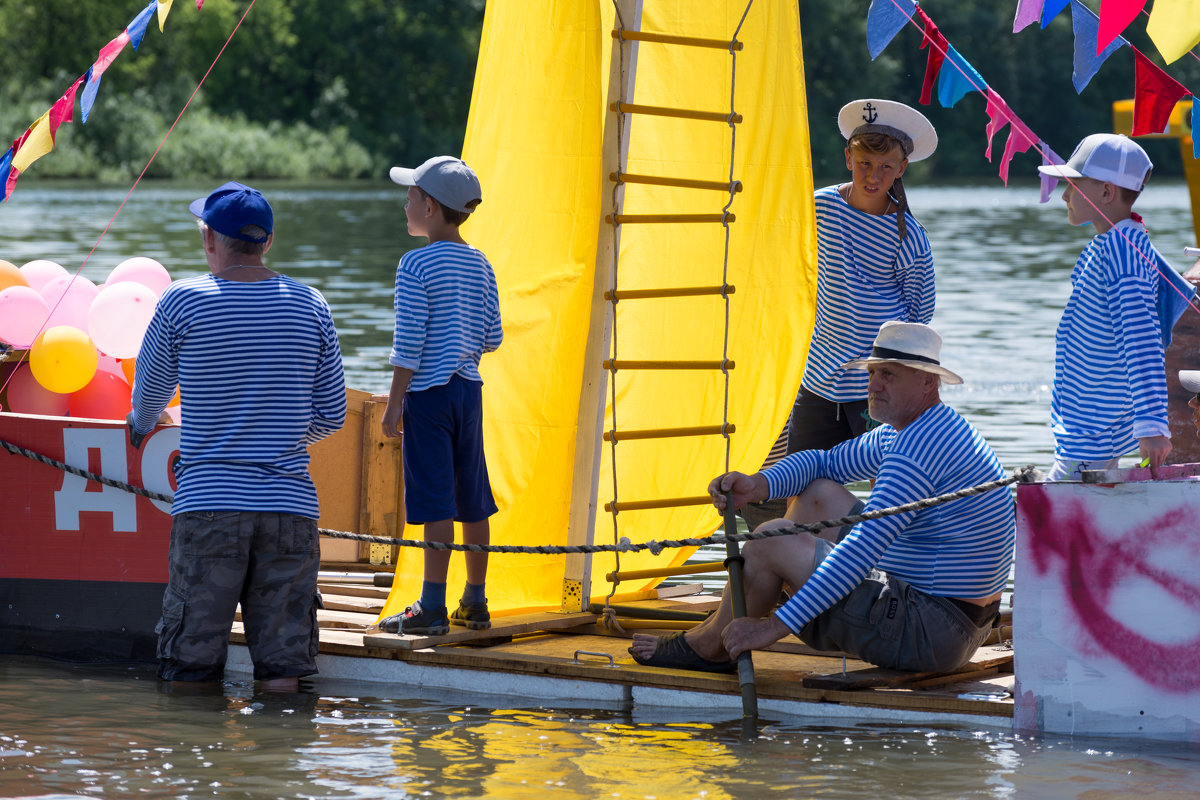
[{"x1": 0, "y1": 0, "x2": 1196, "y2": 183}]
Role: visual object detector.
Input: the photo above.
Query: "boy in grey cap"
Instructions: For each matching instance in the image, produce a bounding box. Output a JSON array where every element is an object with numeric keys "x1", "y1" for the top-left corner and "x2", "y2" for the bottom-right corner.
[{"x1": 378, "y1": 156, "x2": 503, "y2": 635}]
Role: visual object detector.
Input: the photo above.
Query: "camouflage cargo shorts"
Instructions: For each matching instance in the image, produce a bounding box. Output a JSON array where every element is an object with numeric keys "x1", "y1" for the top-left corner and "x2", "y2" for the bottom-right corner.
[{"x1": 156, "y1": 510, "x2": 321, "y2": 682}]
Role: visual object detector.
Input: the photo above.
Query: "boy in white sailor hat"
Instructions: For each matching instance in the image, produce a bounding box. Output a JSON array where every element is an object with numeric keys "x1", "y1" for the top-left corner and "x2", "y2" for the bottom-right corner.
[{"x1": 739, "y1": 99, "x2": 939, "y2": 534}]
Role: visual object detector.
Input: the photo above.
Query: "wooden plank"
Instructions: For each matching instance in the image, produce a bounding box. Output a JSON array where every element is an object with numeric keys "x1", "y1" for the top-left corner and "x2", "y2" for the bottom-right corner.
[
  {"x1": 317, "y1": 583, "x2": 391, "y2": 601},
  {"x1": 363, "y1": 611, "x2": 596, "y2": 651},
  {"x1": 801, "y1": 646, "x2": 1014, "y2": 690},
  {"x1": 319, "y1": 593, "x2": 386, "y2": 615}
]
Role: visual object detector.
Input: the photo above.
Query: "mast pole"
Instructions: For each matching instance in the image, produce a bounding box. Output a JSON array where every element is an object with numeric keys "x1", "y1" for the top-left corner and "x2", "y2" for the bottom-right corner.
[{"x1": 560, "y1": 0, "x2": 644, "y2": 612}]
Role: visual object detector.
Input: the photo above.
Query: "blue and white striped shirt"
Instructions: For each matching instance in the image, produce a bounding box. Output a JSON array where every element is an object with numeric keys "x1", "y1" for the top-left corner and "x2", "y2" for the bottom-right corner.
[
  {"x1": 132, "y1": 274, "x2": 347, "y2": 518},
  {"x1": 1052, "y1": 219, "x2": 1170, "y2": 460},
  {"x1": 761, "y1": 402, "x2": 1015, "y2": 635},
  {"x1": 801, "y1": 185, "x2": 935, "y2": 402},
  {"x1": 391, "y1": 241, "x2": 502, "y2": 392}
]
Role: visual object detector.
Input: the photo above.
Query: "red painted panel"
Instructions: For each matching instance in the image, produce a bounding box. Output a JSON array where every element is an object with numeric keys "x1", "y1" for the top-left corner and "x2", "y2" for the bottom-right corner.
[{"x1": 0, "y1": 413, "x2": 175, "y2": 583}]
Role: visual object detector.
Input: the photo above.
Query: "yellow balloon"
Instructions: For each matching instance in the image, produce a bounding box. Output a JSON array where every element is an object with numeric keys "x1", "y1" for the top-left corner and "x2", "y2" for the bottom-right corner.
[
  {"x1": 0, "y1": 259, "x2": 28, "y2": 293},
  {"x1": 30, "y1": 326, "x2": 99, "y2": 395}
]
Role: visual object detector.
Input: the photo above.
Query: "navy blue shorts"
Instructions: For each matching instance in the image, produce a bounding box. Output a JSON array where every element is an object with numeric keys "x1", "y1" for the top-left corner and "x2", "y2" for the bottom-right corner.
[{"x1": 402, "y1": 375, "x2": 498, "y2": 524}]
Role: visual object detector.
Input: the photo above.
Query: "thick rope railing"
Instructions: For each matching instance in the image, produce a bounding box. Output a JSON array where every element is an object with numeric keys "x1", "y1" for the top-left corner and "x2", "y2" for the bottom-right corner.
[{"x1": 1, "y1": 435, "x2": 1037, "y2": 554}]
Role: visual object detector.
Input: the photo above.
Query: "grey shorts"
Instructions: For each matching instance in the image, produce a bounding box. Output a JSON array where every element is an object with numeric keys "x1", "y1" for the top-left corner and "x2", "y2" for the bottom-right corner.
[
  {"x1": 798, "y1": 509, "x2": 996, "y2": 672},
  {"x1": 157, "y1": 510, "x2": 321, "y2": 682}
]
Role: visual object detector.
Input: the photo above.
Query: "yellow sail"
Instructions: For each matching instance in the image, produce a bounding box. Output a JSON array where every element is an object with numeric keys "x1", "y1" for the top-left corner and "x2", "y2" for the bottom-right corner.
[{"x1": 380, "y1": 0, "x2": 815, "y2": 617}]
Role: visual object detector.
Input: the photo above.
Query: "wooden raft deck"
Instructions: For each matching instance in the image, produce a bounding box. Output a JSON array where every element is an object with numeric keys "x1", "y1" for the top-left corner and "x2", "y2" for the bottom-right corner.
[{"x1": 231, "y1": 578, "x2": 1015, "y2": 722}]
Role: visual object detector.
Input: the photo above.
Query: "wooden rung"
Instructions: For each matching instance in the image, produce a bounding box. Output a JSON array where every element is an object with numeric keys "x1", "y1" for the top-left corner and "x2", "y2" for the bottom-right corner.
[
  {"x1": 611, "y1": 171, "x2": 742, "y2": 193},
  {"x1": 606, "y1": 562, "x2": 727, "y2": 582},
  {"x1": 604, "y1": 495, "x2": 712, "y2": 512},
  {"x1": 605, "y1": 285, "x2": 734, "y2": 300},
  {"x1": 602, "y1": 359, "x2": 734, "y2": 370},
  {"x1": 611, "y1": 102, "x2": 742, "y2": 125},
  {"x1": 604, "y1": 424, "x2": 735, "y2": 442},
  {"x1": 606, "y1": 213, "x2": 734, "y2": 224},
  {"x1": 612, "y1": 29, "x2": 744, "y2": 51}
]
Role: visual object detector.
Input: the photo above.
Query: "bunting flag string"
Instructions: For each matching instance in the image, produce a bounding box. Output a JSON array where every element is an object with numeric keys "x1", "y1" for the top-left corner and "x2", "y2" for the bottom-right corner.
[
  {"x1": 0, "y1": 0, "x2": 202, "y2": 204},
  {"x1": 867, "y1": 0, "x2": 1199, "y2": 196},
  {"x1": 867, "y1": 0, "x2": 1200, "y2": 325}
]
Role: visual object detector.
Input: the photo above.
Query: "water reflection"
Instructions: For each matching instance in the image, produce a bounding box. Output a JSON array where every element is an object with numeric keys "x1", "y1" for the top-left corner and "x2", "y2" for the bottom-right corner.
[{"x1": 4, "y1": 658, "x2": 1200, "y2": 799}]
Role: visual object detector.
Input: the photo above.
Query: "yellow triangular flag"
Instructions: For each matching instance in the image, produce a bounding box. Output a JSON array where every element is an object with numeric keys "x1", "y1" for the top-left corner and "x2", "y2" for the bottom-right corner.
[
  {"x1": 157, "y1": 0, "x2": 174, "y2": 32},
  {"x1": 11, "y1": 112, "x2": 55, "y2": 173},
  {"x1": 1147, "y1": 0, "x2": 1200, "y2": 64}
]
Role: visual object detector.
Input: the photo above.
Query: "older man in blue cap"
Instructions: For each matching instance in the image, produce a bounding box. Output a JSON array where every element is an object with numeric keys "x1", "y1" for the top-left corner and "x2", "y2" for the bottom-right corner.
[{"x1": 128, "y1": 181, "x2": 347, "y2": 691}]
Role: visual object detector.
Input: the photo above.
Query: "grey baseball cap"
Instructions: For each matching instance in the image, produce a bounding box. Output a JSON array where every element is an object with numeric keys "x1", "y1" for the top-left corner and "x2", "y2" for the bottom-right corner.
[{"x1": 389, "y1": 156, "x2": 482, "y2": 213}]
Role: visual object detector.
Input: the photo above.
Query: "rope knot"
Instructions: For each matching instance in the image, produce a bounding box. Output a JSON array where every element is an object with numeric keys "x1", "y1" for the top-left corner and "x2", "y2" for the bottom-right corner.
[{"x1": 645, "y1": 539, "x2": 663, "y2": 556}]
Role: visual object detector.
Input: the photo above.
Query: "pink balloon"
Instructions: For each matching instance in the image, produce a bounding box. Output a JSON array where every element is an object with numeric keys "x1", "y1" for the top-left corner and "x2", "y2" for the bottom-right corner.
[
  {"x1": 4, "y1": 364, "x2": 69, "y2": 416},
  {"x1": 107, "y1": 257, "x2": 172, "y2": 297},
  {"x1": 87, "y1": 281, "x2": 158, "y2": 358},
  {"x1": 0, "y1": 285, "x2": 52, "y2": 348},
  {"x1": 40, "y1": 274, "x2": 99, "y2": 333},
  {"x1": 19, "y1": 260, "x2": 69, "y2": 295}
]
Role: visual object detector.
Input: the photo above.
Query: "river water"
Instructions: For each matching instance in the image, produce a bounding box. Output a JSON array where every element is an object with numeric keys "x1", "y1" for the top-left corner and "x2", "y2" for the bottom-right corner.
[{"x1": 3, "y1": 181, "x2": 1200, "y2": 797}]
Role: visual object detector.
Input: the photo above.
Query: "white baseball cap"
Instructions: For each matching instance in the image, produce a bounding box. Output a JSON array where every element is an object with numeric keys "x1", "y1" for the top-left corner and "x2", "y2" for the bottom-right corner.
[
  {"x1": 1037, "y1": 133, "x2": 1152, "y2": 192},
  {"x1": 1181, "y1": 370, "x2": 1200, "y2": 393},
  {"x1": 389, "y1": 156, "x2": 482, "y2": 213}
]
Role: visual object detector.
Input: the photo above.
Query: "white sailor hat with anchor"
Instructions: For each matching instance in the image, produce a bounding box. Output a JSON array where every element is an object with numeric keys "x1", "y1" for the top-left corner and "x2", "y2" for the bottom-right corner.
[{"x1": 838, "y1": 99, "x2": 938, "y2": 163}]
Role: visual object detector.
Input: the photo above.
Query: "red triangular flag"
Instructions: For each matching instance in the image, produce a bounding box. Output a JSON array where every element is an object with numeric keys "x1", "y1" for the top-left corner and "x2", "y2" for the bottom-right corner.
[
  {"x1": 915, "y1": 7, "x2": 949, "y2": 106},
  {"x1": 1132, "y1": 47, "x2": 1190, "y2": 135},
  {"x1": 49, "y1": 78, "x2": 84, "y2": 134},
  {"x1": 5, "y1": 165, "x2": 19, "y2": 200},
  {"x1": 1098, "y1": 0, "x2": 1147, "y2": 55}
]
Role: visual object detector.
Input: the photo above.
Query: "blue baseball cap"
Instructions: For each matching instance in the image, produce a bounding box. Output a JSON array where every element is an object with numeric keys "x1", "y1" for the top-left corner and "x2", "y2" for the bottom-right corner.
[{"x1": 188, "y1": 181, "x2": 273, "y2": 242}]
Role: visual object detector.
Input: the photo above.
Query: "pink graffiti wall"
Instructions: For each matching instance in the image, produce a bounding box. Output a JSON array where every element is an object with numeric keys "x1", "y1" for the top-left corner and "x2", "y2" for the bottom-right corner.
[{"x1": 1014, "y1": 477, "x2": 1200, "y2": 741}]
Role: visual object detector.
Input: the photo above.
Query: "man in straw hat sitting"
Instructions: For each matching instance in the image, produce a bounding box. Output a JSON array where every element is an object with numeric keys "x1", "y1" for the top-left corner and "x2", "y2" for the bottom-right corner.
[{"x1": 630, "y1": 322, "x2": 1015, "y2": 674}]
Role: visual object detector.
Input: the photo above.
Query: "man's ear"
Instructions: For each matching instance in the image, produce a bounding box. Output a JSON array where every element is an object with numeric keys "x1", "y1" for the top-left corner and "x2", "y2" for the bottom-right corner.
[{"x1": 262, "y1": 233, "x2": 274, "y2": 255}]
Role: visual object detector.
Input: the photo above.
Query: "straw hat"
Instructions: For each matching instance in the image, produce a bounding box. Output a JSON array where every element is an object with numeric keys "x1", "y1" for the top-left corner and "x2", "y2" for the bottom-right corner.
[{"x1": 842, "y1": 321, "x2": 963, "y2": 384}]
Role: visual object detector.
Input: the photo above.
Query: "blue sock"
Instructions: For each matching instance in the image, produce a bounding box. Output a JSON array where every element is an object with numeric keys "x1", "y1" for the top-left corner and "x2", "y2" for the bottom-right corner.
[
  {"x1": 420, "y1": 581, "x2": 446, "y2": 610},
  {"x1": 463, "y1": 582, "x2": 486, "y2": 605}
]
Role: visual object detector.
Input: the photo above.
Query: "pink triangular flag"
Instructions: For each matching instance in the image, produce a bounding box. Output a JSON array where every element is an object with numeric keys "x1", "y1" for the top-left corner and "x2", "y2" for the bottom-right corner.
[
  {"x1": 1014, "y1": 0, "x2": 1044, "y2": 33},
  {"x1": 1098, "y1": 0, "x2": 1146, "y2": 55},
  {"x1": 49, "y1": 78, "x2": 83, "y2": 134},
  {"x1": 984, "y1": 89, "x2": 1013, "y2": 161},
  {"x1": 1132, "y1": 47, "x2": 1190, "y2": 135},
  {"x1": 92, "y1": 30, "x2": 131, "y2": 79},
  {"x1": 999, "y1": 116, "x2": 1038, "y2": 185}
]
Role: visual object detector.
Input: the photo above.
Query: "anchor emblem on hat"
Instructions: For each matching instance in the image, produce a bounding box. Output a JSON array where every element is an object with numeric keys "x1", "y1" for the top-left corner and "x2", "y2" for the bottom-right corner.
[{"x1": 862, "y1": 102, "x2": 878, "y2": 124}]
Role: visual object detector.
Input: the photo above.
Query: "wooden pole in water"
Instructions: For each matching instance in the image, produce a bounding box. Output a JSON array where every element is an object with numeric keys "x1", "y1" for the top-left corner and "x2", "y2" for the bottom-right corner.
[{"x1": 723, "y1": 490, "x2": 758, "y2": 730}]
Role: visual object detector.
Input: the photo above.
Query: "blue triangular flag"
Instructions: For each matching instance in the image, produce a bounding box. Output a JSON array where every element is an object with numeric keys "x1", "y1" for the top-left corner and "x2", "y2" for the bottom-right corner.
[
  {"x1": 0, "y1": 148, "x2": 12, "y2": 203},
  {"x1": 938, "y1": 46, "x2": 987, "y2": 108},
  {"x1": 1193, "y1": 98, "x2": 1199, "y2": 160},
  {"x1": 1070, "y1": 0, "x2": 1127, "y2": 93},
  {"x1": 80, "y1": 67, "x2": 101, "y2": 124},
  {"x1": 1042, "y1": 0, "x2": 1071, "y2": 28},
  {"x1": 128, "y1": 0, "x2": 157, "y2": 51},
  {"x1": 1157, "y1": 255, "x2": 1196, "y2": 348},
  {"x1": 867, "y1": 0, "x2": 916, "y2": 60}
]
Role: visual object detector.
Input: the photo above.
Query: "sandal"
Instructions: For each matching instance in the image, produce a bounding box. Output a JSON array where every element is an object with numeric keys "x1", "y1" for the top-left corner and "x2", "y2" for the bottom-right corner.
[{"x1": 628, "y1": 631, "x2": 737, "y2": 673}]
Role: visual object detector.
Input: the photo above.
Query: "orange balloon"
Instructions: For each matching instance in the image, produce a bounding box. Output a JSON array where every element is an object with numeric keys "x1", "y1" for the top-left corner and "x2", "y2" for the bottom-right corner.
[
  {"x1": 118, "y1": 356, "x2": 180, "y2": 405},
  {"x1": 0, "y1": 260, "x2": 28, "y2": 293}
]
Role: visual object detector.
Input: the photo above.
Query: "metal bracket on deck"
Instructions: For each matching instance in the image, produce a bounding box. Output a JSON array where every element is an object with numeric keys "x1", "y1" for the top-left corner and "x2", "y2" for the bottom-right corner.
[{"x1": 573, "y1": 651, "x2": 617, "y2": 668}]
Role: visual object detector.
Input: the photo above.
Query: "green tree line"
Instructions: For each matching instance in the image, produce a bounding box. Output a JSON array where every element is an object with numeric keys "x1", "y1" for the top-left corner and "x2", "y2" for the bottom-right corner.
[{"x1": 0, "y1": 1, "x2": 1196, "y2": 183}]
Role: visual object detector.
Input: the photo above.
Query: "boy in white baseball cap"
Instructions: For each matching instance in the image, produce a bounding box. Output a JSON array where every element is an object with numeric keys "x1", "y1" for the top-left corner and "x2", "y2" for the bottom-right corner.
[{"x1": 1038, "y1": 134, "x2": 1193, "y2": 480}]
